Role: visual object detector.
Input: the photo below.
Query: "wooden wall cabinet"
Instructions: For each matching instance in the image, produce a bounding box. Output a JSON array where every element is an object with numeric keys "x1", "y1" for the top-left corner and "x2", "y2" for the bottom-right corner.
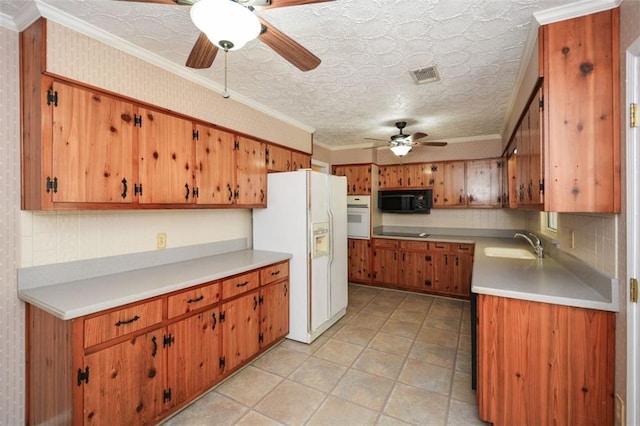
[
  {"x1": 377, "y1": 163, "x2": 441, "y2": 190},
  {"x1": 370, "y1": 238, "x2": 472, "y2": 298},
  {"x1": 333, "y1": 164, "x2": 372, "y2": 194},
  {"x1": 477, "y1": 294, "x2": 614, "y2": 426},
  {"x1": 440, "y1": 161, "x2": 466, "y2": 207},
  {"x1": 347, "y1": 238, "x2": 371, "y2": 284},
  {"x1": 466, "y1": 159, "x2": 503, "y2": 207},
  {"x1": 26, "y1": 260, "x2": 289, "y2": 425},
  {"x1": 266, "y1": 144, "x2": 311, "y2": 173}
]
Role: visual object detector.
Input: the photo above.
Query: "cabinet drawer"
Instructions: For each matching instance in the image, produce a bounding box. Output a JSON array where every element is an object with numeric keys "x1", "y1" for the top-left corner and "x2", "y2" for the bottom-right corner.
[
  {"x1": 260, "y1": 261, "x2": 289, "y2": 286},
  {"x1": 453, "y1": 243, "x2": 475, "y2": 254},
  {"x1": 429, "y1": 241, "x2": 451, "y2": 252},
  {"x1": 222, "y1": 271, "x2": 260, "y2": 299},
  {"x1": 399, "y1": 241, "x2": 429, "y2": 251},
  {"x1": 373, "y1": 239, "x2": 399, "y2": 249},
  {"x1": 167, "y1": 282, "x2": 221, "y2": 319},
  {"x1": 84, "y1": 299, "x2": 163, "y2": 348}
]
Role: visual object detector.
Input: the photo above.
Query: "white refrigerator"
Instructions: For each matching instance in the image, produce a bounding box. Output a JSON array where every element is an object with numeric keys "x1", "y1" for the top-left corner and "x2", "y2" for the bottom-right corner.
[{"x1": 253, "y1": 170, "x2": 348, "y2": 343}]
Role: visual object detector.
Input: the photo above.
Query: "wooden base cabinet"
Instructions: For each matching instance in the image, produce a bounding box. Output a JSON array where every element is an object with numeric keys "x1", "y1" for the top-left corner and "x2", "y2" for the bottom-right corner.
[
  {"x1": 371, "y1": 238, "x2": 472, "y2": 299},
  {"x1": 26, "y1": 260, "x2": 289, "y2": 425},
  {"x1": 348, "y1": 238, "x2": 371, "y2": 284},
  {"x1": 477, "y1": 295, "x2": 615, "y2": 426}
]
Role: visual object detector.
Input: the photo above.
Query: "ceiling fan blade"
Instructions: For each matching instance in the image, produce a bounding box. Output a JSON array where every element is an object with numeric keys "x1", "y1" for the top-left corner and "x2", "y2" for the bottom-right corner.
[
  {"x1": 185, "y1": 32, "x2": 219, "y2": 69},
  {"x1": 258, "y1": 18, "x2": 321, "y2": 71},
  {"x1": 411, "y1": 132, "x2": 428, "y2": 141},
  {"x1": 415, "y1": 141, "x2": 448, "y2": 147},
  {"x1": 260, "y1": 0, "x2": 335, "y2": 10}
]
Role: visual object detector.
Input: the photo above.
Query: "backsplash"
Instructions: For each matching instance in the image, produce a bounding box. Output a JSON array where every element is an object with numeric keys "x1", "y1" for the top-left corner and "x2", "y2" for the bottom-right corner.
[
  {"x1": 524, "y1": 211, "x2": 617, "y2": 277},
  {"x1": 383, "y1": 208, "x2": 526, "y2": 230}
]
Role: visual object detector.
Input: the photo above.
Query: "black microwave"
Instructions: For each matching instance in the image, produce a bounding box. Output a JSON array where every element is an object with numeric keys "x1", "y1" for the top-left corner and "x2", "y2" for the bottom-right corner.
[{"x1": 378, "y1": 189, "x2": 433, "y2": 214}]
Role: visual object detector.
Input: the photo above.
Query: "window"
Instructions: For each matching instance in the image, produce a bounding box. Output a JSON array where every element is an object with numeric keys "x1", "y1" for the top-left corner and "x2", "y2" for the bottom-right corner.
[{"x1": 547, "y1": 212, "x2": 558, "y2": 232}]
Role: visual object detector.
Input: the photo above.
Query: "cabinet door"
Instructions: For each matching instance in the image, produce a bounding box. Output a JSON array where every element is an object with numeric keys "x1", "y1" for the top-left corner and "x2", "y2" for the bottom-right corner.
[
  {"x1": 404, "y1": 164, "x2": 429, "y2": 188},
  {"x1": 528, "y1": 91, "x2": 543, "y2": 206},
  {"x1": 260, "y1": 281, "x2": 289, "y2": 348},
  {"x1": 372, "y1": 248, "x2": 398, "y2": 285},
  {"x1": 429, "y1": 163, "x2": 445, "y2": 206},
  {"x1": 194, "y1": 124, "x2": 235, "y2": 205},
  {"x1": 291, "y1": 151, "x2": 311, "y2": 171},
  {"x1": 442, "y1": 161, "x2": 466, "y2": 206},
  {"x1": 51, "y1": 81, "x2": 134, "y2": 203},
  {"x1": 83, "y1": 329, "x2": 163, "y2": 425},
  {"x1": 401, "y1": 251, "x2": 433, "y2": 291},
  {"x1": 378, "y1": 166, "x2": 402, "y2": 189},
  {"x1": 348, "y1": 239, "x2": 371, "y2": 283},
  {"x1": 235, "y1": 136, "x2": 266, "y2": 206},
  {"x1": 451, "y1": 254, "x2": 472, "y2": 296},
  {"x1": 266, "y1": 144, "x2": 291, "y2": 172},
  {"x1": 166, "y1": 308, "x2": 220, "y2": 409},
  {"x1": 347, "y1": 165, "x2": 372, "y2": 194},
  {"x1": 221, "y1": 292, "x2": 260, "y2": 373},
  {"x1": 138, "y1": 108, "x2": 194, "y2": 204},
  {"x1": 433, "y1": 252, "x2": 453, "y2": 293},
  {"x1": 467, "y1": 159, "x2": 502, "y2": 207}
]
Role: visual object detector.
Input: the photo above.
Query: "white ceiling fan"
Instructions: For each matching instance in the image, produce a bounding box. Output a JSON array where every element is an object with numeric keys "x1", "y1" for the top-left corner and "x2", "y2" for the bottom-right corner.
[{"x1": 366, "y1": 121, "x2": 448, "y2": 157}]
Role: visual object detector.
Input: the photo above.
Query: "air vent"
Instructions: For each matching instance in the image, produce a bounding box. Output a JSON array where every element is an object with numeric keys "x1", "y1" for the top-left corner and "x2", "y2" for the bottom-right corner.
[{"x1": 410, "y1": 66, "x2": 440, "y2": 84}]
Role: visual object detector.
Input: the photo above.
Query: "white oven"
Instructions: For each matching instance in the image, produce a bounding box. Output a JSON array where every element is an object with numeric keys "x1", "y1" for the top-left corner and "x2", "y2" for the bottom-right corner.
[{"x1": 347, "y1": 195, "x2": 370, "y2": 239}]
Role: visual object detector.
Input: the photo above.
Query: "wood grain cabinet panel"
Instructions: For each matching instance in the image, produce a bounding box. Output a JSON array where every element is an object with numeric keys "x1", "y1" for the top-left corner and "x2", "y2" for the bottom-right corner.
[
  {"x1": 334, "y1": 164, "x2": 373, "y2": 195},
  {"x1": 167, "y1": 282, "x2": 221, "y2": 319},
  {"x1": 235, "y1": 136, "x2": 267, "y2": 206},
  {"x1": 260, "y1": 261, "x2": 289, "y2": 286},
  {"x1": 540, "y1": 9, "x2": 619, "y2": 212},
  {"x1": 166, "y1": 307, "x2": 220, "y2": 409},
  {"x1": 466, "y1": 158, "x2": 503, "y2": 207},
  {"x1": 260, "y1": 280, "x2": 289, "y2": 348},
  {"x1": 84, "y1": 299, "x2": 163, "y2": 348},
  {"x1": 194, "y1": 124, "x2": 235, "y2": 205},
  {"x1": 266, "y1": 144, "x2": 292, "y2": 172},
  {"x1": 83, "y1": 329, "x2": 164, "y2": 425},
  {"x1": 441, "y1": 161, "x2": 466, "y2": 206},
  {"x1": 348, "y1": 238, "x2": 371, "y2": 284},
  {"x1": 50, "y1": 81, "x2": 135, "y2": 204},
  {"x1": 138, "y1": 107, "x2": 194, "y2": 204},
  {"x1": 222, "y1": 271, "x2": 260, "y2": 299},
  {"x1": 477, "y1": 295, "x2": 615, "y2": 426},
  {"x1": 220, "y1": 292, "x2": 260, "y2": 374},
  {"x1": 291, "y1": 151, "x2": 311, "y2": 170}
]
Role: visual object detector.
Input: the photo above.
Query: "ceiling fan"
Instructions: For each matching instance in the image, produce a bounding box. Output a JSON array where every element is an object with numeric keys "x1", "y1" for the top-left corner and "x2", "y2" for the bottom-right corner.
[
  {"x1": 120, "y1": 0, "x2": 332, "y2": 72},
  {"x1": 366, "y1": 121, "x2": 448, "y2": 157}
]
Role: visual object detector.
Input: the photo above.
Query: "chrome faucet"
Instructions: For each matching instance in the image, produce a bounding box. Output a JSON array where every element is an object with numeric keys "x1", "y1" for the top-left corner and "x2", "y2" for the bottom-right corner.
[{"x1": 514, "y1": 232, "x2": 544, "y2": 258}]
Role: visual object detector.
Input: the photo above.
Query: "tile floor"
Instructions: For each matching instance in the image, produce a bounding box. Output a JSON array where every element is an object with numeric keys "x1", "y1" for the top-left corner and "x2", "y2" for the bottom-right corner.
[{"x1": 162, "y1": 284, "x2": 487, "y2": 426}]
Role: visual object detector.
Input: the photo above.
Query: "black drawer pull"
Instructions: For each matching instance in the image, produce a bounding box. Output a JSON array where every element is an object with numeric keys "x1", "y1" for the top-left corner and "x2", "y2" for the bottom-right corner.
[
  {"x1": 115, "y1": 315, "x2": 140, "y2": 327},
  {"x1": 187, "y1": 295, "x2": 204, "y2": 304},
  {"x1": 271, "y1": 270, "x2": 281, "y2": 276},
  {"x1": 236, "y1": 281, "x2": 249, "y2": 288}
]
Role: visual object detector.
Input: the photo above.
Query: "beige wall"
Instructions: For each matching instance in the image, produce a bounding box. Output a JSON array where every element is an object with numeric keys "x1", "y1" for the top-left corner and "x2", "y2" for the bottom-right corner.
[{"x1": 0, "y1": 26, "x2": 25, "y2": 425}]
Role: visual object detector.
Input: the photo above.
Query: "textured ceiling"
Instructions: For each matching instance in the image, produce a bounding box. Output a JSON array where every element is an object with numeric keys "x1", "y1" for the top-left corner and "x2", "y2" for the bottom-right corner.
[{"x1": 2, "y1": 0, "x2": 583, "y2": 149}]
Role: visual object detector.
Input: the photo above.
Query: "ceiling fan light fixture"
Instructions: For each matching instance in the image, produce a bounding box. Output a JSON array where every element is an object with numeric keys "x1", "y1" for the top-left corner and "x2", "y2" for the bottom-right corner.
[
  {"x1": 190, "y1": 0, "x2": 261, "y2": 51},
  {"x1": 390, "y1": 145, "x2": 412, "y2": 157}
]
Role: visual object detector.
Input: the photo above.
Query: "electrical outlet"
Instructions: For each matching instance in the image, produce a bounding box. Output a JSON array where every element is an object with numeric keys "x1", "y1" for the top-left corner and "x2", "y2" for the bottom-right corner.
[
  {"x1": 157, "y1": 233, "x2": 167, "y2": 249},
  {"x1": 615, "y1": 393, "x2": 624, "y2": 426}
]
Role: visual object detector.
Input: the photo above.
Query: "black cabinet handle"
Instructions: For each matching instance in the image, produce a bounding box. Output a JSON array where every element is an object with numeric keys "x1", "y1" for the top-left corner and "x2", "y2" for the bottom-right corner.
[
  {"x1": 185, "y1": 183, "x2": 190, "y2": 201},
  {"x1": 212, "y1": 312, "x2": 217, "y2": 331},
  {"x1": 227, "y1": 184, "x2": 233, "y2": 201},
  {"x1": 271, "y1": 270, "x2": 281, "y2": 276},
  {"x1": 445, "y1": 255, "x2": 448, "y2": 266},
  {"x1": 236, "y1": 281, "x2": 249, "y2": 288},
  {"x1": 284, "y1": 283, "x2": 288, "y2": 296},
  {"x1": 115, "y1": 315, "x2": 140, "y2": 327},
  {"x1": 187, "y1": 295, "x2": 204, "y2": 304},
  {"x1": 121, "y1": 178, "x2": 128, "y2": 199},
  {"x1": 253, "y1": 296, "x2": 258, "y2": 311}
]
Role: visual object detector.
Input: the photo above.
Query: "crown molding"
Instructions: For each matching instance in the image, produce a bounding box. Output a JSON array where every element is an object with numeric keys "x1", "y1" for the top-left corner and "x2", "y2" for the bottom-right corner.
[
  {"x1": 0, "y1": 0, "x2": 39, "y2": 31},
  {"x1": 30, "y1": 0, "x2": 315, "y2": 135},
  {"x1": 533, "y1": 0, "x2": 621, "y2": 25}
]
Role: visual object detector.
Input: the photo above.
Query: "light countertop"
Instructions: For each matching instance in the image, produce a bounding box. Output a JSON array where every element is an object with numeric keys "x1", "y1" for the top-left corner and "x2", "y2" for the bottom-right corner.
[
  {"x1": 371, "y1": 229, "x2": 618, "y2": 312},
  {"x1": 18, "y1": 249, "x2": 292, "y2": 320}
]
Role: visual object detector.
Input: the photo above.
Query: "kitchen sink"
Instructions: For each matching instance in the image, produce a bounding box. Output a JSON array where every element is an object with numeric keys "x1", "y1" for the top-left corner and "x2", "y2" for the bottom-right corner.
[{"x1": 483, "y1": 247, "x2": 537, "y2": 260}]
